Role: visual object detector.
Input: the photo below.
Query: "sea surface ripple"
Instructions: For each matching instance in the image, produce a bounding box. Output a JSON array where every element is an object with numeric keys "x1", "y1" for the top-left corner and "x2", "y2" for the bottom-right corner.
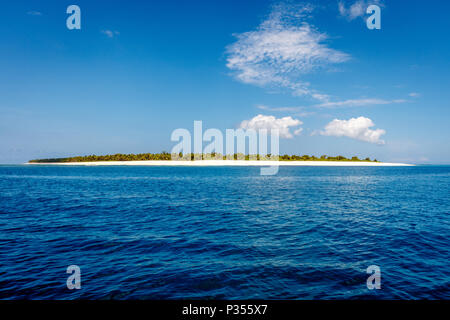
[{"x1": 0, "y1": 165, "x2": 449, "y2": 299}]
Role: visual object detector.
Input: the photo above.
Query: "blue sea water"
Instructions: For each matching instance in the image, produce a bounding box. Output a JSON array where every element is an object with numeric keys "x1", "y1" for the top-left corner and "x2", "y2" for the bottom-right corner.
[{"x1": 0, "y1": 165, "x2": 449, "y2": 300}]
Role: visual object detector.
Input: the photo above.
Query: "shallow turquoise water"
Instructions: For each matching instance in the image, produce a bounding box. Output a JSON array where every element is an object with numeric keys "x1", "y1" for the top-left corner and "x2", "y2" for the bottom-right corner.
[{"x1": 0, "y1": 165, "x2": 449, "y2": 299}]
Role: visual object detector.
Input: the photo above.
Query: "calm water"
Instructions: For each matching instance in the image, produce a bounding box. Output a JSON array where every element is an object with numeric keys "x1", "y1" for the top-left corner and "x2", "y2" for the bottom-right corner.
[{"x1": 0, "y1": 165, "x2": 449, "y2": 299}]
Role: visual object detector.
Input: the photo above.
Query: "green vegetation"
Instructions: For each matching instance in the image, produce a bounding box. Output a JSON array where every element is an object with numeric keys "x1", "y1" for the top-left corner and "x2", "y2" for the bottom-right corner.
[{"x1": 29, "y1": 153, "x2": 379, "y2": 163}]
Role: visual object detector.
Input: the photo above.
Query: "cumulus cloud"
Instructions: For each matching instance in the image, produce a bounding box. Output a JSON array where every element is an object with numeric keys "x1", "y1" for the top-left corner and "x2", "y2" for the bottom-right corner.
[
  {"x1": 320, "y1": 116, "x2": 386, "y2": 144},
  {"x1": 316, "y1": 98, "x2": 406, "y2": 108},
  {"x1": 101, "y1": 30, "x2": 120, "y2": 38},
  {"x1": 338, "y1": 0, "x2": 383, "y2": 21},
  {"x1": 239, "y1": 114, "x2": 303, "y2": 139},
  {"x1": 226, "y1": 2, "x2": 349, "y2": 100}
]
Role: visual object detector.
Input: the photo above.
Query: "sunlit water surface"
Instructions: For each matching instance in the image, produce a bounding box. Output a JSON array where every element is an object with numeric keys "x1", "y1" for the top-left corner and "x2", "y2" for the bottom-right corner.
[{"x1": 0, "y1": 165, "x2": 449, "y2": 299}]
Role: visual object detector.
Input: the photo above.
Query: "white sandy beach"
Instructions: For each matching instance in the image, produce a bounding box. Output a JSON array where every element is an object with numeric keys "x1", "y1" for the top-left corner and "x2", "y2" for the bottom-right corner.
[{"x1": 28, "y1": 160, "x2": 413, "y2": 166}]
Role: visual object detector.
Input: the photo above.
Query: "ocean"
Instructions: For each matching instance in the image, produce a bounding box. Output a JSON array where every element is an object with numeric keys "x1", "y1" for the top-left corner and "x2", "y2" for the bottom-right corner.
[{"x1": 0, "y1": 165, "x2": 448, "y2": 299}]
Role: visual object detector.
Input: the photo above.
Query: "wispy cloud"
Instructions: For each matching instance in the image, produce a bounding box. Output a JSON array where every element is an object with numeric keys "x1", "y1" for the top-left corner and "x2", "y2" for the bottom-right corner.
[
  {"x1": 320, "y1": 116, "x2": 386, "y2": 144},
  {"x1": 27, "y1": 11, "x2": 42, "y2": 16},
  {"x1": 240, "y1": 114, "x2": 303, "y2": 139},
  {"x1": 226, "y1": 2, "x2": 350, "y2": 101},
  {"x1": 101, "y1": 30, "x2": 120, "y2": 38},
  {"x1": 256, "y1": 105, "x2": 303, "y2": 112},
  {"x1": 257, "y1": 105, "x2": 316, "y2": 117},
  {"x1": 338, "y1": 0, "x2": 383, "y2": 21},
  {"x1": 408, "y1": 92, "x2": 420, "y2": 98},
  {"x1": 257, "y1": 97, "x2": 407, "y2": 114},
  {"x1": 228, "y1": 1, "x2": 404, "y2": 112},
  {"x1": 315, "y1": 98, "x2": 406, "y2": 108}
]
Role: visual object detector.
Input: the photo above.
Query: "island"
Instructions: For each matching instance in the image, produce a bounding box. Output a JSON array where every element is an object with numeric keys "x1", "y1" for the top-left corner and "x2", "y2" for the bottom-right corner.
[{"x1": 28, "y1": 153, "x2": 413, "y2": 166}]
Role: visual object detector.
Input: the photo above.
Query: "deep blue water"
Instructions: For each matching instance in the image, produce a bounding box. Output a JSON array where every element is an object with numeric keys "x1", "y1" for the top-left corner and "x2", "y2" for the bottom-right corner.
[{"x1": 0, "y1": 165, "x2": 449, "y2": 299}]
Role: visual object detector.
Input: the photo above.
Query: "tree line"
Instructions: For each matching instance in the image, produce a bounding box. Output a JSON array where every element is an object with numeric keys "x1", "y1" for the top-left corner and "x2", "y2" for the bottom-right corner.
[{"x1": 29, "y1": 153, "x2": 378, "y2": 163}]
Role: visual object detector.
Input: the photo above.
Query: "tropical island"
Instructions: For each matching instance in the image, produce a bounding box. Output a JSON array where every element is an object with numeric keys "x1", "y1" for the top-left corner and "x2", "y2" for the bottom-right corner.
[
  {"x1": 27, "y1": 152, "x2": 414, "y2": 167},
  {"x1": 29, "y1": 152, "x2": 379, "y2": 163}
]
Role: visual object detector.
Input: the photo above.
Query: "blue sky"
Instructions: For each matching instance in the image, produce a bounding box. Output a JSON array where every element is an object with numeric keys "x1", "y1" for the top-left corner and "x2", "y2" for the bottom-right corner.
[{"x1": 1, "y1": 0, "x2": 449, "y2": 164}]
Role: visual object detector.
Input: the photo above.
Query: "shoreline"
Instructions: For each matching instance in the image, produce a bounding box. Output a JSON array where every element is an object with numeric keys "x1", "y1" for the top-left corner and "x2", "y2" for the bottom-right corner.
[{"x1": 26, "y1": 160, "x2": 414, "y2": 166}]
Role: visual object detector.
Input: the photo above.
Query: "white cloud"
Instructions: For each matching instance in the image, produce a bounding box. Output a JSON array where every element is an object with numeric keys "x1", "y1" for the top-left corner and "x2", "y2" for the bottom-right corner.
[
  {"x1": 316, "y1": 98, "x2": 406, "y2": 108},
  {"x1": 256, "y1": 105, "x2": 316, "y2": 117},
  {"x1": 226, "y1": 3, "x2": 349, "y2": 100},
  {"x1": 101, "y1": 30, "x2": 120, "y2": 38},
  {"x1": 256, "y1": 97, "x2": 407, "y2": 117},
  {"x1": 320, "y1": 116, "x2": 386, "y2": 144},
  {"x1": 338, "y1": 0, "x2": 383, "y2": 21},
  {"x1": 256, "y1": 105, "x2": 303, "y2": 112},
  {"x1": 409, "y1": 92, "x2": 420, "y2": 97},
  {"x1": 239, "y1": 114, "x2": 303, "y2": 139},
  {"x1": 295, "y1": 111, "x2": 316, "y2": 117},
  {"x1": 311, "y1": 93, "x2": 331, "y2": 102},
  {"x1": 27, "y1": 11, "x2": 42, "y2": 16},
  {"x1": 294, "y1": 128, "x2": 304, "y2": 135}
]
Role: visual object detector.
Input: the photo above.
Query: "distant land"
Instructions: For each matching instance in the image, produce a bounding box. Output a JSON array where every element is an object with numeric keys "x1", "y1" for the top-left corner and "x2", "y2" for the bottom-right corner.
[
  {"x1": 29, "y1": 153, "x2": 380, "y2": 163},
  {"x1": 27, "y1": 153, "x2": 413, "y2": 166}
]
